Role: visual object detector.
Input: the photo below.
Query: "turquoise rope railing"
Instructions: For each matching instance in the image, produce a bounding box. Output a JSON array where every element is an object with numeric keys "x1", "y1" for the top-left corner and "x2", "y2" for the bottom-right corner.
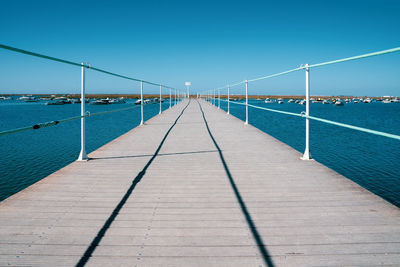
[
  {"x1": 220, "y1": 99, "x2": 302, "y2": 117},
  {"x1": 218, "y1": 99, "x2": 400, "y2": 141},
  {"x1": 0, "y1": 104, "x2": 144, "y2": 137},
  {"x1": 0, "y1": 44, "x2": 175, "y2": 89},
  {"x1": 212, "y1": 46, "x2": 400, "y2": 89},
  {"x1": 0, "y1": 43, "x2": 186, "y2": 161},
  {"x1": 201, "y1": 46, "x2": 400, "y2": 151}
]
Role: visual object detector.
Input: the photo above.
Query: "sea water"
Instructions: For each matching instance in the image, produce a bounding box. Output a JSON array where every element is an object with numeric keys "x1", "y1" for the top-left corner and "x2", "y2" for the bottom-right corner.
[
  {"x1": 0, "y1": 98, "x2": 399, "y2": 207},
  {"x1": 0, "y1": 99, "x2": 171, "y2": 201}
]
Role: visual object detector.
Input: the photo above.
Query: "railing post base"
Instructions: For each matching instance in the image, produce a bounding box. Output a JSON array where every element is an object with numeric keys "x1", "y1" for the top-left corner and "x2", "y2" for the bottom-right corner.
[
  {"x1": 78, "y1": 152, "x2": 89, "y2": 161},
  {"x1": 300, "y1": 152, "x2": 312, "y2": 161}
]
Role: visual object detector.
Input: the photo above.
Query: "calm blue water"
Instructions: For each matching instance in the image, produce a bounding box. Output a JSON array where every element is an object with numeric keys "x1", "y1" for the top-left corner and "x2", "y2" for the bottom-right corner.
[
  {"x1": 0, "y1": 99, "x2": 176, "y2": 201},
  {"x1": 1, "y1": 98, "x2": 400, "y2": 207},
  {"x1": 215, "y1": 99, "x2": 400, "y2": 207}
]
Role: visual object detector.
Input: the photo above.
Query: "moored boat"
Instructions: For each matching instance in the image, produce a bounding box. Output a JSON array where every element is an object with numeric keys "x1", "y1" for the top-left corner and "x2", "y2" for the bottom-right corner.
[
  {"x1": 109, "y1": 98, "x2": 125, "y2": 104},
  {"x1": 23, "y1": 97, "x2": 40, "y2": 102},
  {"x1": 334, "y1": 100, "x2": 344, "y2": 106},
  {"x1": 45, "y1": 100, "x2": 65, "y2": 105},
  {"x1": 89, "y1": 99, "x2": 109, "y2": 105}
]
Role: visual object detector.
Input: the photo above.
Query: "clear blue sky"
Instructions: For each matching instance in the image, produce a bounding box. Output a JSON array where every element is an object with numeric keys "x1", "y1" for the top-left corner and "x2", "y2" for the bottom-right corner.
[{"x1": 1, "y1": 0, "x2": 399, "y2": 96}]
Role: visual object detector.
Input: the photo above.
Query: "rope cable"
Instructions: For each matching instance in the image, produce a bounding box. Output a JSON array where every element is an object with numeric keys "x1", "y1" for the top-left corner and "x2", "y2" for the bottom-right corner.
[
  {"x1": 0, "y1": 44, "x2": 175, "y2": 89},
  {"x1": 218, "y1": 99, "x2": 400, "y2": 141},
  {"x1": 214, "y1": 46, "x2": 400, "y2": 90},
  {"x1": 0, "y1": 104, "x2": 141, "y2": 137}
]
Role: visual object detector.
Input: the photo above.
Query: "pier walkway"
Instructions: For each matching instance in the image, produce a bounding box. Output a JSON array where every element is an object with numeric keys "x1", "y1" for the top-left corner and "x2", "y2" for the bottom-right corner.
[{"x1": 1, "y1": 99, "x2": 400, "y2": 267}]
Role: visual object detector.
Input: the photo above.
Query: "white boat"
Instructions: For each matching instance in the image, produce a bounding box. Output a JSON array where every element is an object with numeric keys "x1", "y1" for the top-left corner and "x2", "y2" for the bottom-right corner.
[
  {"x1": 264, "y1": 98, "x2": 274, "y2": 103},
  {"x1": 99, "y1": 98, "x2": 111, "y2": 104},
  {"x1": 278, "y1": 100, "x2": 283, "y2": 104},
  {"x1": 298, "y1": 100, "x2": 306, "y2": 105},
  {"x1": 109, "y1": 99, "x2": 125, "y2": 104},
  {"x1": 23, "y1": 97, "x2": 39, "y2": 102},
  {"x1": 288, "y1": 99, "x2": 294, "y2": 103},
  {"x1": 334, "y1": 101, "x2": 344, "y2": 106},
  {"x1": 135, "y1": 99, "x2": 151, "y2": 105},
  {"x1": 18, "y1": 96, "x2": 32, "y2": 101},
  {"x1": 382, "y1": 99, "x2": 391, "y2": 104},
  {"x1": 363, "y1": 98, "x2": 372, "y2": 103},
  {"x1": 89, "y1": 99, "x2": 109, "y2": 105},
  {"x1": 46, "y1": 100, "x2": 65, "y2": 105}
]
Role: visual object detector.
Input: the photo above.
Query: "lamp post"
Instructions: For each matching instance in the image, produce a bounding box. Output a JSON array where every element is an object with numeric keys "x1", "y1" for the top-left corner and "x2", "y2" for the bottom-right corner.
[{"x1": 185, "y1": 82, "x2": 191, "y2": 99}]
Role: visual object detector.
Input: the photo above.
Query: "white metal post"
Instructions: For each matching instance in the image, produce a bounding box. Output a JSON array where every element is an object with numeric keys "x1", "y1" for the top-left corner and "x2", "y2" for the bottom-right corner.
[
  {"x1": 213, "y1": 89, "x2": 215, "y2": 106},
  {"x1": 159, "y1": 85, "x2": 162, "y2": 114},
  {"x1": 174, "y1": 89, "x2": 177, "y2": 106},
  {"x1": 169, "y1": 88, "x2": 171, "y2": 108},
  {"x1": 218, "y1": 88, "x2": 220, "y2": 109},
  {"x1": 78, "y1": 63, "x2": 88, "y2": 161},
  {"x1": 245, "y1": 80, "x2": 248, "y2": 124},
  {"x1": 227, "y1": 85, "x2": 230, "y2": 114},
  {"x1": 301, "y1": 64, "x2": 312, "y2": 160},
  {"x1": 140, "y1": 81, "x2": 144, "y2": 125}
]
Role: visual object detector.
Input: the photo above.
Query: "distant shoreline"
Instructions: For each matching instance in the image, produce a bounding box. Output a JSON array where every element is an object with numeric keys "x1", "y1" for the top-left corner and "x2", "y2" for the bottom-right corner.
[{"x1": 1, "y1": 94, "x2": 395, "y2": 99}]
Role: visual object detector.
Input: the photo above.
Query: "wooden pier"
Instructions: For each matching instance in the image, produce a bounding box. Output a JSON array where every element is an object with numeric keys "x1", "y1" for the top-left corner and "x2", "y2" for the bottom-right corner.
[{"x1": 1, "y1": 99, "x2": 399, "y2": 267}]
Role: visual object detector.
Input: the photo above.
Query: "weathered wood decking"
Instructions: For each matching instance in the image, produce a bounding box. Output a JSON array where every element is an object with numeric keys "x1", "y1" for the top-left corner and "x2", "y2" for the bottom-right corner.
[{"x1": 1, "y1": 99, "x2": 399, "y2": 267}]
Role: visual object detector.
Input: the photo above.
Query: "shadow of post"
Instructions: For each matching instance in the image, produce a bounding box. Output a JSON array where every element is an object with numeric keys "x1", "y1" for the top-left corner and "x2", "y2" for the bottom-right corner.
[
  {"x1": 91, "y1": 150, "x2": 218, "y2": 161},
  {"x1": 196, "y1": 99, "x2": 275, "y2": 267},
  {"x1": 75, "y1": 100, "x2": 191, "y2": 267}
]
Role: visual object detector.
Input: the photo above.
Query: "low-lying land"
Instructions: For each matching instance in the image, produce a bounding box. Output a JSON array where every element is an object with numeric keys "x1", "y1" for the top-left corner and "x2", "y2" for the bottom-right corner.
[{"x1": 2, "y1": 94, "x2": 395, "y2": 100}]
